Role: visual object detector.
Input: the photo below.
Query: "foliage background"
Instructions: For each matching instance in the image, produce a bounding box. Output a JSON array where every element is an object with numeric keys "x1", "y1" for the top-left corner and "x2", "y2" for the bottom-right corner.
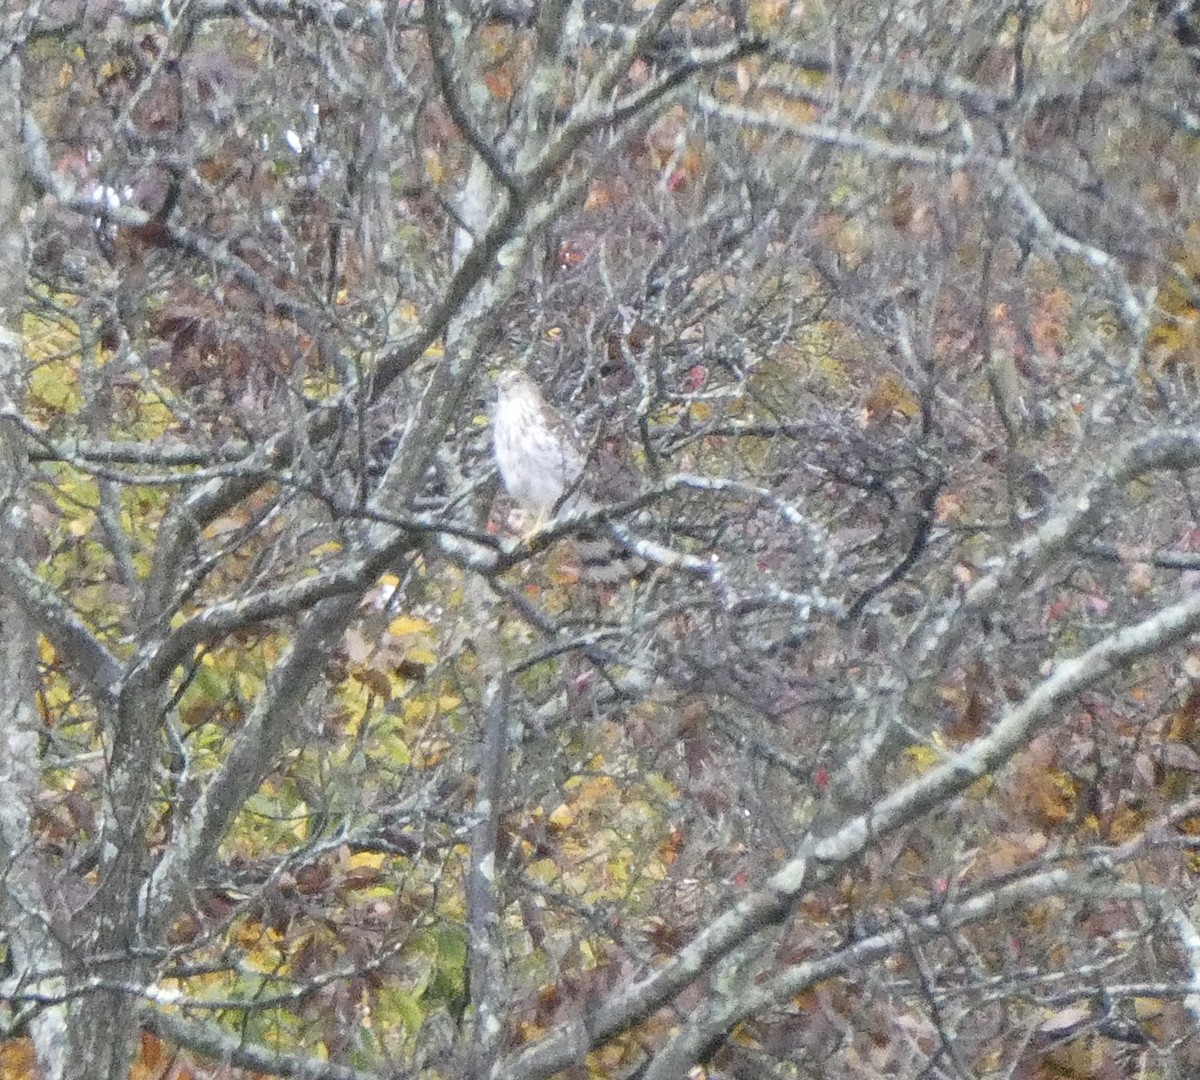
[{"x1": 5, "y1": 1, "x2": 1200, "y2": 1078}]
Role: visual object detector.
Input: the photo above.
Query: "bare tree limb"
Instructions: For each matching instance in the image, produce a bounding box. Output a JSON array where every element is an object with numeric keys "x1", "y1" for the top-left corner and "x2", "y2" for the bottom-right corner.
[
  {"x1": 0, "y1": 552, "x2": 122, "y2": 707},
  {"x1": 139, "y1": 1007, "x2": 384, "y2": 1080},
  {"x1": 465, "y1": 582, "x2": 510, "y2": 1080},
  {"x1": 501, "y1": 582, "x2": 1200, "y2": 1080}
]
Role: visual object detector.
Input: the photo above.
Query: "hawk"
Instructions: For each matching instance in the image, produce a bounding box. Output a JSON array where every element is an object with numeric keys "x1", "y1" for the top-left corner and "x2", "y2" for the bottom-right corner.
[
  {"x1": 492, "y1": 369, "x2": 589, "y2": 526},
  {"x1": 492, "y1": 368, "x2": 642, "y2": 579}
]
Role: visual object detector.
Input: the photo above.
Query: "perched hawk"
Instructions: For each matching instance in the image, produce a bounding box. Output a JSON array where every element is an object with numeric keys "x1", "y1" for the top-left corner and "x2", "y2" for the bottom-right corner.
[
  {"x1": 492, "y1": 369, "x2": 589, "y2": 525},
  {"x1": 492, "y1": 368, "x2": 642, "y2": 580}
]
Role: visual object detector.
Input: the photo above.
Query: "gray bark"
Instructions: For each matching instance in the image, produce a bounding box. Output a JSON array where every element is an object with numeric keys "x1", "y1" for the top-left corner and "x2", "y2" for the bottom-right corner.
[{"x1": 0, "y1": 43, "x2": 68, "y2": 1080}]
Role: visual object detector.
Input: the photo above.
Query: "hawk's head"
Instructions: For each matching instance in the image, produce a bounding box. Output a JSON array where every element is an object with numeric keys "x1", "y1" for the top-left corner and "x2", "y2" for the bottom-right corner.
[{"x1": 495, "y1": 369, "x2": 539, "y2": 400}]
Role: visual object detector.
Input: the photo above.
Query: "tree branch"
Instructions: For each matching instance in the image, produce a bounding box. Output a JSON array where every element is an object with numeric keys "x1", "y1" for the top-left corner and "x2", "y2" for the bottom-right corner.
[
  {"x1": 142, "y1": 527, "x2": 415, "y2": 685},
  {"x1": 139, "y1": 1007, "x2": 383, "y2": 1080},
  {"x1": 144, "y1": 593, "x2": 360, "y2": 931},
  {"x1": 500, "y1": 583, "x2": 1200, "y2": 1080},
  {"x1": 642, "y1": 864, "x2": 1150, "y2": 1080},
  {"x1": 465, "y1": 582, "x2": 510, "y2": 1080},
  {"x1": 0, "y1": 553, "x2": 122, "y2": 707}
]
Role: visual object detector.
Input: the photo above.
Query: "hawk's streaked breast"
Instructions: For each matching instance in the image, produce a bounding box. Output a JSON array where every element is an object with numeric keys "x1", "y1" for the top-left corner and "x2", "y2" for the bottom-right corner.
[{"x1": 493, "y1": 370, "x2": 586, "y2": 518}]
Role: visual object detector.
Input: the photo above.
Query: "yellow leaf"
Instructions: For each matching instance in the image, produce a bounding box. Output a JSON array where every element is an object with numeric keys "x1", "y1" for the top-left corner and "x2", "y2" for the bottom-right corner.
[
  {"x1": 41, "y1": 683, "x2": 72, "y2": 710},
  {"x1": 423, "y1": 148, "x2": 444, "y2": 185},
  {"x1": 1029, "y1": 768, "x2": 1077, "y2": 827},
  {"x1": 905, "y1": 744, "x2": 942, "y2": 772},
  {"x1": 577, "y1": 775, "x2": 618, "y2": 803},
  {"x1": 1105, "y1": 804, "x2": 1146, "y2": 844},
  {"x1": 0, "y1": 1041, "x2": 36, "y2": 1077},
  {"x1": 730, "y1": 1022, "x2": 762, "y2": 1048},
  {"x1": 29, "y1": 359, "x2": 82, "y2": 413},
  {"x1": 67, "y1": 511, "x2": 95, "y2": 538},
  {"x1": 1133, "y1": 997, "x2": 1165, "y2": 1020},
  {"x1": 864, "y1": 373, "x2": 921, "y2": 422},
  {"x1": 38, "y1": 637, "x2": 57, "y2": 666},
  {"x1": 388, "y1": 615, "x2": 432, "y2": 637},
  {"x1": 232, "y1": 919, "x2": 280, "y2": 951},
  {"x1": 548, "y1": 802, "x2": 576, "y2": 830},
  {"x1": 404, "y1": 697, "x2": 432, "y2": 724}
]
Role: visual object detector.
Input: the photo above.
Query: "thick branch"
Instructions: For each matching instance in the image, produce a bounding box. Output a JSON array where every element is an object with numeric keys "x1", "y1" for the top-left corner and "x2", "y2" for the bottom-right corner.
[
  {"x1": 500, "y1": 584, "x2": 1200, "y2": 1080},
  {"x1": 144, "y1": 593, "x2": 359, "y2": 930},
  {"x1": 465, "y1": 584, "x2": 509, "y2": 1080},
  {"x1": 904, "y1": 427, "x2": 1200, "y2": 717},
  {"x1": 0, "y1": 553, "x2": 122, "y2": 706},
  {"x1": 139, "y1": 1007, "x2": 383, "y2": 1080},
  {"x1": 642, "y1": 866, "x2": 1148, "y2": 1080},
  {"x1": 143, "y1": 528, "x2": 414, "y2": 686}
]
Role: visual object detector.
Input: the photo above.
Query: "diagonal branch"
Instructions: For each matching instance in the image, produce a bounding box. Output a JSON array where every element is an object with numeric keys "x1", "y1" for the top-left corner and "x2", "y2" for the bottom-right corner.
[
  {"x1": 500, "y1": 583, "x2": 1200, "y2": 1080},
  {"x1": 142, "y1": 527, "x2": 414, "y2": 685},
  {"x1": 0, "y1": 553, "x2": 122, "y2": 706},
  {"x1": 139, "y1": 1006, "x2": 383, "y2": 1080},
  {"x1": 642, "y1": 865, "x2": 1151, "y2": 1080},
  {"x1": 143, "y1": 592, "x2": 361, "y2": 930},
  {"x1": 424, "y1": 0, "x2": 520, "y2": 195},
  {"x1": 903, "y1": 428, "x2": 1200, "y2": 719}
]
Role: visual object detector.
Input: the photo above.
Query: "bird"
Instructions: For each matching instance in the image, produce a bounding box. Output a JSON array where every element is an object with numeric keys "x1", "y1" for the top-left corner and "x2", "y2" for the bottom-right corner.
[
  {"x1": 491, "y1": 368, "x2": 643, "y2": 581},
  {"x1": 492, "y1": 368, "x2": 589, "y2": 530}
]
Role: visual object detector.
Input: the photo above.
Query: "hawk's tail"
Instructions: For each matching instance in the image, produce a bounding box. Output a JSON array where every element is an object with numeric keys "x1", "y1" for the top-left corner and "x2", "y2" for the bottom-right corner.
[{"x1": 570, "y1": 526, "x2": 648, "y2": 585}]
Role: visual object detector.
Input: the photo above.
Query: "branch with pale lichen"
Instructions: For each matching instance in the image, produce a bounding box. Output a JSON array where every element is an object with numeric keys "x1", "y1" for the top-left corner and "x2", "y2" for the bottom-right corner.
[{"x1": 501, "y1": 583, "x2": 1200, "y2": 1080}]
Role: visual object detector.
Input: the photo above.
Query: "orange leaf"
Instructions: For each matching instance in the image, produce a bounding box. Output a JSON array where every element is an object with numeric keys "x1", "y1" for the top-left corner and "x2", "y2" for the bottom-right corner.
[{"x1": 483, "y1": 69, "x2": 514, "y2": 100}]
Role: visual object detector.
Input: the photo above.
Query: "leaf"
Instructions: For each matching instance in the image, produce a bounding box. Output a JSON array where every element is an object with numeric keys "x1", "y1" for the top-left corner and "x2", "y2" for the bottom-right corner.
[
  {"x1": 1028, "y1": 768, "x2": 1077, "y2": 827},
  {"x1": 863, "y1": 374, "x2": 920, "y2": 423},
  {"x1": 483, "y1": 68, "x2": 515, "y2": 100},
  {"x1": 1166, "y1": 686, "x2": 1200, "y2": 743},
  {"x1": 352, "y1": 665, "x2": 392, "y2": 702},
  {"x1": 0, "y1": 1040, "x2": 36, "y2": 1078},
  {"x1": 373, "y1": 986, "x2": 426, "y2": 1036},
  {"x1": 67, "y1": 510, "x2": 95, "y2": 538},
  {"x1": 1037, "y1": 1004, "x2": 1091, "y2": 1035},
  {"x1": 406, "y1": 646, "x2": 438, "y2": 668},
  {"x1": 388, "y1": 614, "x2": 432, "y2": 637},
  {"x1": 905, "y1": 743, "x2": 943, "y2": 772},
  {"x1": 1103, "y1": 803, "x2": 1146, "y2": 843}
]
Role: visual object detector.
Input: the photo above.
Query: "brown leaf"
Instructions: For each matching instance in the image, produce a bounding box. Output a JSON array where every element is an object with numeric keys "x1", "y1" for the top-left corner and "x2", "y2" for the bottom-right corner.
[
  {"x1": 863, "y1": 374, "x2": 920, "y2": 422},
  {"x1": 352, "y1": 665, "x2": 392, "y2": 701},
  {"x1": 1167, "y1": 686, "x2": 1200, "y2": 743}
]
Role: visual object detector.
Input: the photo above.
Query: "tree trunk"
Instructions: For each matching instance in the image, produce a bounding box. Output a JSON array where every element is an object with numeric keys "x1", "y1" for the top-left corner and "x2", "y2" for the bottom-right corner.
[{"x1": 0, "y1": 43, "x2": 71, "y2": 1080}]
